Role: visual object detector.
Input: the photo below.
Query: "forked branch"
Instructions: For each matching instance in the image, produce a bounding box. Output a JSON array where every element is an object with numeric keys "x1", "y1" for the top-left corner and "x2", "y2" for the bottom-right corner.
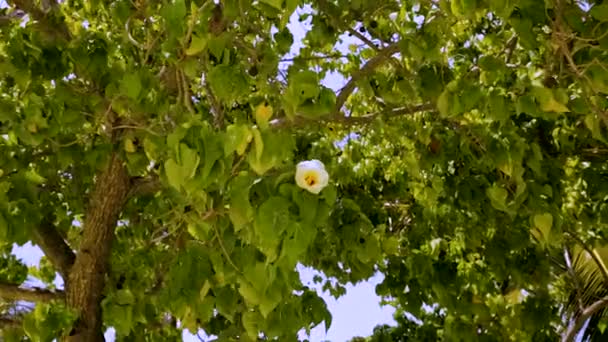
[{"x1": 32, "y1": 217, "x2": 76, "y2": 281}]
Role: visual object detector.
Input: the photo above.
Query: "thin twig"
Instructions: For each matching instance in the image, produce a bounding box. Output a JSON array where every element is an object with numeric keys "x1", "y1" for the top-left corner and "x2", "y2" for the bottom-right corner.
[
  {"x1": 280, "y1": 54, "x2": 349, "y2": 62},
  {"x1": 349, "y1": 27, "x2": 379, "y2": 47},
  {"x1": 203, "y1": 73, "x2": 224, "y2": 128},
  {"x1": 212, "y1": 224, "x2": 241, "y2": 274},
  {"x1": 504, "y1": 35, "x2": 518, "y2": 64},
  {"x1": 179, "y1": 70, "x2": 195, "y2": 114},
  {"x1": 125, "y1": 17, "x2": 145, "y2": 50}
]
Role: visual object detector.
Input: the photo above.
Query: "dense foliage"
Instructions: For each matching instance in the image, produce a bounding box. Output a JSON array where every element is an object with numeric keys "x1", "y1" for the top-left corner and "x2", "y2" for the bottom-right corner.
[{"x1": 2, "y1": 0, "x2": 608, "y2": 341}]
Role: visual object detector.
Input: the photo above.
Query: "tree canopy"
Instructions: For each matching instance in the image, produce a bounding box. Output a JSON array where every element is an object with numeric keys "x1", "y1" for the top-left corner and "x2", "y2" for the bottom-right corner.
[{"x1": 2, "y1": 0, "x2": 608, "y2": 341}]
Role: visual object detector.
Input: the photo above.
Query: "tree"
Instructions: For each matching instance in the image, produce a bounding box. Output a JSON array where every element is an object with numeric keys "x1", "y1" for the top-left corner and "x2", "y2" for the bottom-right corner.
[{"x1": 2, "y1": 0, "x2": 608, "y2": 341}]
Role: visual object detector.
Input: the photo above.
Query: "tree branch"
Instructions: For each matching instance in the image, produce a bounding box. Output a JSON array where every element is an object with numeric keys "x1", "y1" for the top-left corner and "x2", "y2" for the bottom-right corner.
[
  {"x1": 32, "y1": 217, "x2": 75, "y2": 281},
  {"x1": 563, "y1": 296, "x2": 608, "y2": 342},
  {"x1": 0, "y1": 9, "x2": 26, "y2": 26},
  {"x1": 0, "y1": 282, "x2": 64, "y2": 303},
  {"x1": 271, "y1": 103, "x2": 434, "y2": 128},
  {"x1": 66, "y1": 152, "x2": 131, "y2": 342},
  {"x1": 270, "y1": 41, "x2": 407, "y2": 129},
  {"x1": 0, "y1": 317, "x2": 22, "y2": 329},
  {"x1": 8, "y1": 0, "x2": 71, "y2": 41},
  {"x1": 332, "y1": 42, "x2": 401, "y2": 117},
  {"x1": 128, "y1": 174, "x2": 162, "y2": 199}
]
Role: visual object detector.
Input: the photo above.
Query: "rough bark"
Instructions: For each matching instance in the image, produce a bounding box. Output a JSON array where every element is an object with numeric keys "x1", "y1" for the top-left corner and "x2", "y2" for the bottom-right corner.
[
  {"x1": 0, "y1": 317, "x2": 21, "y2": 329},
  {"x1": 65, "y1": 153, "x2": 130, "y2": 342},
  {"x1": 0, "y1": 282, "x2": 64, "y2": 302}
]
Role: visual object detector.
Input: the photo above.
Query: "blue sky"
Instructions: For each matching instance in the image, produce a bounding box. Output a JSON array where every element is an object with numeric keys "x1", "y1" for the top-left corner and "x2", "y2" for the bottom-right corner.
[{"x1": 6, "y1": 3, "x2": 395, "y2": 342}]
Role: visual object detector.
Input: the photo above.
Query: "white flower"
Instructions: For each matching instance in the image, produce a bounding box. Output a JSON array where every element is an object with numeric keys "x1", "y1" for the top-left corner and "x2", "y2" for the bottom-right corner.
[{"x1": 295, "y1": 159, "x2": 329, "y2": 194}]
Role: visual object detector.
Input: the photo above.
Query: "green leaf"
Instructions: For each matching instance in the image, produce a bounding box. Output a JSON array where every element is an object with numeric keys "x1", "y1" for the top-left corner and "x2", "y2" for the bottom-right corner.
[
  {"x1": 207, "y1": 64, "x2": 250, "y2": 104},
  {"x1": 215, "y1": 286, "x2": 238, "y2": 321},
  {"x1": 486, "y1": 183, "x2": 509, "y2": 212},
  {"x1": 255, "y1": 196, "x2": 291, "y2": 259},
  {"x1": 585, "y1": 114, "x2": 605, "y2": 142},
  {"x1": 185, "y1": 35, "x2": 207, "y2": 56},
  {"x1": 239, "y1": 281, "x2": 262, "y2": 306},
  {"x1": 382, "y1": 236, "x2": 400, "y2": 255},
  {"x1": 437, "y1": 90, "x2": 450, "y2": 117},
  {"x1": 259, "y1": 281, "x2": 283, "y2": 318},
  {"x1": 179, "y1": 143, "x2": 200, "y2": 178},
  {"x1": 120, "y1": 73, "x2": 142, "y2": 100},
  {"x1": 187, "y1": 221, "x2": 211, "y2": 240},
  {"x1": 105, "y1": 304, "x2": 134, "y2": 335},
  {"x1": 281, "y1": 221, "x2": 316, "y2": 264},
  {"x1": 224, "y1": 124, "x2": 252, "y2": 156},
  {"x1": 321, "y1": 183, "x2": 337, "y2": 205},
  {"x1": 274, "y1": 28, "x2": 294, "y2": 55},
  {"x1": 162, "y1": 0, "x2": 187, "y2": 42},
  {"x1": 25, "y1": 170, "x2": 46, "y2": 184},
  {"x1": 164, "y1": 143, "x2": 200, "y2": 190},
  {"x1": 260, "y1": 0, "x2": 282, "y2": 10},
  {"x1": 487, "y1": 91, "x2": 509, "y2": 122},
  {"x1": 242, "y1": 310, "x2": 263, "y2": 340},
  {"x1": 244, "y1": 262, "x2": 273, "y2": 293},
  {"x1": 532, "y1": 213, "x2": 553, "y2": 244},
  {"x1": 248, "y1": 130, "x2": 293, "y2": 175},
  {"x1": 229, "y1": 174, "x2": 254, "y2": 231},
  {"x1": 115, "y1": 289, "x2": 136, "y2": 305},
  {"x1": 287, "y1": 70, "x2": 321, "y2": 102},
  {"x1": 532, "y1": 87, "x2": 569, "y2": 113},
  {"x1": 591, "y1": 4, "x2": 608, "y2": 21}
]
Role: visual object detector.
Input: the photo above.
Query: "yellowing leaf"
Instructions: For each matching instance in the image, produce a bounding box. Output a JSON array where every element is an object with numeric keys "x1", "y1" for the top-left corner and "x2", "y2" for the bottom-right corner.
[
  {"x1": 124, "y1": 137, "x2": 136, "y2": 153},
  {"x1": 541, "y1": 98, "x2": 569, "y2": 113},
  {"x1": 251, "y1": 127, "x2": 263, "y2": 161},
  {"x1": 25, "y1": 170, "x2": 46, "y2": 184},
  {"x1": 504, "y1": 289, "x2": 523, "y2": 305},
  {"x1": 533, "y1": 87, "x2": 569, "y2": 113},
  {"x1": 255, "y1": 102, "x2": 273, "y2": 128},
  {"x1": 532, "y1": 213, "x2": 553, "y2": 244}
]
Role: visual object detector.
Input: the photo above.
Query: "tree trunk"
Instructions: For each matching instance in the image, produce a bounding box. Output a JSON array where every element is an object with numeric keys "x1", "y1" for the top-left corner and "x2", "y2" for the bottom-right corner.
[{"x1": 65, "y1": 153, "x2": 130, "y2": 341}]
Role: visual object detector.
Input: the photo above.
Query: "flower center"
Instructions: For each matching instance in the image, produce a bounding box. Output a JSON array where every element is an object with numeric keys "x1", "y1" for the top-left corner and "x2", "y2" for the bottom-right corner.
[{"x1": 304, "y1": 174, "x2": 317, "y2": 186}]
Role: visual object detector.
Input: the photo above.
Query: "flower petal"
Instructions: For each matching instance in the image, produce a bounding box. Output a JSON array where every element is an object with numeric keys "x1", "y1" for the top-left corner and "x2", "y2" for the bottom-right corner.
[{"x1": 295, "y1": 159, "x2": 329, "y2": 194}]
